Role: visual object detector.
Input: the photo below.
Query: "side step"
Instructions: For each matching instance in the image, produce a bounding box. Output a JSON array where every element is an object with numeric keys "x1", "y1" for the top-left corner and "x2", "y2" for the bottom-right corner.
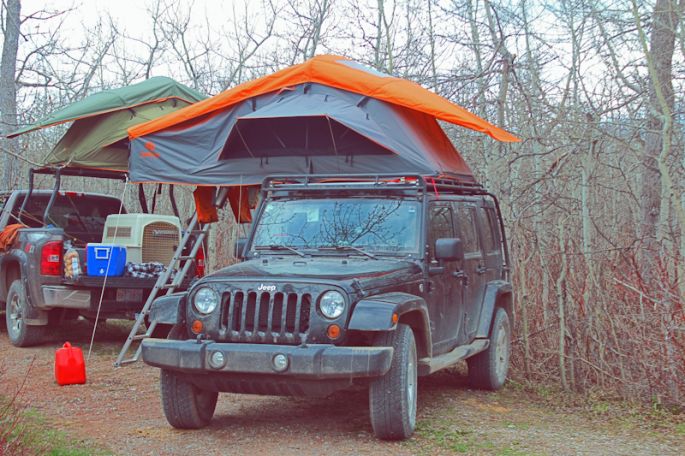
[{"x1": 418, "y1": 339, "x2": 489, "y2": 376}]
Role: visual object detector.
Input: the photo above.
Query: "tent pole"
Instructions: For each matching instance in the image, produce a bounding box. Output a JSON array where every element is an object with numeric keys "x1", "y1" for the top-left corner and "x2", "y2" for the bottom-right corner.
[
  {"x1": 236, "y1": 125, "x2": 255, "y2": 158},
  {"x1": 326, "y1": 117, "x2": 339, "y2": 155},
  {"x1": 169, "y1": 184, "x2": 179, "y2": 218},
  {"x1": 151, "y1": 183, "x2": 162, "y2": 213},
  {"x1": 138, "y1": 184, "x2": 149, "y2": 213}
]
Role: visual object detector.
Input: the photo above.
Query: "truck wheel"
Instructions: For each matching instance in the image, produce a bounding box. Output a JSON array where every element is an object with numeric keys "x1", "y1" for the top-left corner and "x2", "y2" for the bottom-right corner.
[
  {"x1": 5, "y1": 279, "x2": 45, "y2": 347},
  {"x1": 369, "y1": 323, "x2": 418, "y2": 440},
  {"x1": 467, "y1": 307, "x2": 511, "y2": 390},
  {"x1": 159, "y1": 324, "x2": 218, "y2": 429}
]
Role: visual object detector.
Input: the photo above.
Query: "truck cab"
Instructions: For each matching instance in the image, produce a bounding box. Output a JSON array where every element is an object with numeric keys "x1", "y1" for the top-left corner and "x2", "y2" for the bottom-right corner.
[{"x1": 142, "y1": 175, "x2": 513, "y2": 440}]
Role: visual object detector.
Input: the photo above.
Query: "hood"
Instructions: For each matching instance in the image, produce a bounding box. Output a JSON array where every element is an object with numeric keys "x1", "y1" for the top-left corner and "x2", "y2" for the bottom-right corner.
[{"x1": 201, "y1": 256, "x2": 421, "y2": 292}]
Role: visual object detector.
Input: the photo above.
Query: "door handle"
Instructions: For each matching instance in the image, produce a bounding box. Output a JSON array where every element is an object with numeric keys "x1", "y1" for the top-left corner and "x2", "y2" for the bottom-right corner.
[{"x1": 476, "y1": 265, "x2": 487, "y2": 274}]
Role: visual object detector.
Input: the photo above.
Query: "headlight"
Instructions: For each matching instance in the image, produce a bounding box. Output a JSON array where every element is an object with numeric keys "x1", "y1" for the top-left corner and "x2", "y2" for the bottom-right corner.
[
  {"x1": 194, "y1": 287, "x2": 219, "y2": 314},
  {"x1": 319, "y1": 291, "x2": 346, "y2": 319}
]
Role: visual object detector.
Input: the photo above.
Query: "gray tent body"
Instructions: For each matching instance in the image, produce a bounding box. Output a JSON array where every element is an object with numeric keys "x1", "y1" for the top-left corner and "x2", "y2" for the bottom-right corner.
[{"x1": 129, "y1": 84, "x2": 474, "y2": 186}]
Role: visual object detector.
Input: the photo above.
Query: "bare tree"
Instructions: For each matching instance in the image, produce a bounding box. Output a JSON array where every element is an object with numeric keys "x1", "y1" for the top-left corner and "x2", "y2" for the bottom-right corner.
[
  {"x1": 633, "y1": 0, "x2": 681, "y2": 284},
  {"x1": 1, "y1": 0, "x2": 21, "y2": 190}
]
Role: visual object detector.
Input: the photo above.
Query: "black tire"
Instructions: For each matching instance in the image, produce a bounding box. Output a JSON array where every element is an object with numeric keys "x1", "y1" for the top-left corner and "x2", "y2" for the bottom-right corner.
[
  {"x1": 159, "y1": 324, "x2": 218, "y2": 429},
  {"x1": 369, "y1": 323, "x2": 418, "y2": 440},
  {"x1": 5, "y1": 279, "x2": 45, "y2": 347},
  {"x1": 467, "y1": 307, "x2": 511, "y2": 390}
]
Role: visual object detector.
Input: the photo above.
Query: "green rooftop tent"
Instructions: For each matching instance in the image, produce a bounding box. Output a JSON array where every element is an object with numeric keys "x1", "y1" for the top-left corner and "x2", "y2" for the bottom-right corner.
[{"x1": 8, "y1": 76, "x2": 206, "y2": 171}]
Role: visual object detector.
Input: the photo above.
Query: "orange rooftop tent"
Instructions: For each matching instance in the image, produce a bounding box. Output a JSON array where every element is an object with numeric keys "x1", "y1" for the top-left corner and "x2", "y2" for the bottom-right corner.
[{"x1": 127, "y1": 55, "x2": 519, "y2": 187}]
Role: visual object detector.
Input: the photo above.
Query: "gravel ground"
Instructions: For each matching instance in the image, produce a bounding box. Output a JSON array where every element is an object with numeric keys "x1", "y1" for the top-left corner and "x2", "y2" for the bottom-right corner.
[{"x1": 1, "y1": 318, "x2": 683, "y2": 456}]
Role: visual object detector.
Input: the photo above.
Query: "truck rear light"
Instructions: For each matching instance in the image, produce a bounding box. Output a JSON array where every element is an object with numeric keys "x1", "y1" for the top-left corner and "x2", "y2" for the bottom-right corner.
[
  {"x1": 41, "y1": 241, "x2": 63, "y2": 276},
  {"x1": 195, "y1": 246, "x2": 206, "y2": 277},
  {"x1": 59, "y1": 191, "x2": 82, "y2": 197}
]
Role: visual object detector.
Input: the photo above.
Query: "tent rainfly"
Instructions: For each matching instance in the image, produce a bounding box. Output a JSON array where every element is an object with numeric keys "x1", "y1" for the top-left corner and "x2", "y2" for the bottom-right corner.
[
  {"x1": 127, "y1": 55, "x2": 519, "y2": 187},
  {"x1": 8, "y1": 77, "x2": 206, "y2": 171}
]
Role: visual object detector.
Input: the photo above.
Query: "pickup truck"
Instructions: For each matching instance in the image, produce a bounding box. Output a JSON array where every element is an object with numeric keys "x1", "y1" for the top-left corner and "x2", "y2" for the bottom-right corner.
[{"x1": 0, "y1": 189, "x2": 192, "y2": 347}]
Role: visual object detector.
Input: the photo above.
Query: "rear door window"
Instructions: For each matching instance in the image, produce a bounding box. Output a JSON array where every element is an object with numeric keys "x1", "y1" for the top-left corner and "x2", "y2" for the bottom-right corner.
[
  {"x1": 428, "y1": 204, "x2": 454, "y2": 260},
  {"x1": 480, "y1": 207, "x2": 500, "y2": 253},
  {"x1": 452, "y1": 203, "x2": 480, "y2": 254}
]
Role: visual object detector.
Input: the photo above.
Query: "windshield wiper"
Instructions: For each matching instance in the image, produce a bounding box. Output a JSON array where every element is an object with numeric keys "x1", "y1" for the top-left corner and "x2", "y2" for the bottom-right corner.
[
  {"x1": 318, "y1": 245, "x2": 378, "y2": 259},
  {"x1": 255, "y1": 244, "x2": 306, "y2": 257}
]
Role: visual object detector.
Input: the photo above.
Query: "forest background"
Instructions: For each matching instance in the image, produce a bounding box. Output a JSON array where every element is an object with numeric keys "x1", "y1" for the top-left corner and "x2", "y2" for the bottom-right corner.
[{"x1": 1, "y1": 0, "x2": 683, "y2": 407}]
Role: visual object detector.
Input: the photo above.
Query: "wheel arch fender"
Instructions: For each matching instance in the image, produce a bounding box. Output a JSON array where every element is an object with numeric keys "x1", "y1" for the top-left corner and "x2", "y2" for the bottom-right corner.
[
  {"x1": 1, "y1": 252, "x2": 28, "y2": 301},
  {"x1": 348, "y1": 292, "x2": 432, "y2": 359},
  {"x1": 475, "y1": 281, "x2": 513, "y2": 339},
  {"x1": 149, "y1": 292, "x2": 188, "y2": 326}
]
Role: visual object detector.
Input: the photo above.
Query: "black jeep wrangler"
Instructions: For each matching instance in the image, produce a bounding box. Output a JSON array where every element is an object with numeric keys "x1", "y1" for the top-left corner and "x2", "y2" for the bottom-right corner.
[{"x1": 142, "y1": 175, "x2": 513, "y2": 440}]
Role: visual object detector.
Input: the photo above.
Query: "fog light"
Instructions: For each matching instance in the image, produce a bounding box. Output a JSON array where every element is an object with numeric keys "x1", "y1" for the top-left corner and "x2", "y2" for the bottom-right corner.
[
  {"x1": 209, "y1": 351, "x2": 226, "y2": 369},
  {"x1": 272, "y1": 353, "x2": 289, "y2": 372}
]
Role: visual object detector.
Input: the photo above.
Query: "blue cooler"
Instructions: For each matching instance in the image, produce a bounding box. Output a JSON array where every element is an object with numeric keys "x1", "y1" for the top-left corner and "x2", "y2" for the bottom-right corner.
[{"x1": 86, "y1": 243, "x2": 127, "y2": 277}]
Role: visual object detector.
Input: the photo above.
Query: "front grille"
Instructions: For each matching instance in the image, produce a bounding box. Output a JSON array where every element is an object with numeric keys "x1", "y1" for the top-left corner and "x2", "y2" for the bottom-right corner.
[{"x1": 221, "y1": 289, "x2": 313, "y2": 344}]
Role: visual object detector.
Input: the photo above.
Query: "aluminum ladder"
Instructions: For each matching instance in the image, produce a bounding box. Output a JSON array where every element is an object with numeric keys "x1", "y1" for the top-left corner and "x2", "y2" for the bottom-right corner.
[
  {"x1": 114, "y1": 188, "x2": 229, "y2": 366},
  {"x1": 114, "y1": 212, "x2": 210, "y2": 367}
]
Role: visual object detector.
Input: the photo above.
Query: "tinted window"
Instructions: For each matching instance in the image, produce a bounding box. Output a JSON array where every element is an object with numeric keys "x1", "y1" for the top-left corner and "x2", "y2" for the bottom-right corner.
[
  {"x1": 428, "y1": 205, "x2": 453, "y2": 260},
  {"x1": 453, "y1": 204, "x2": 480, "y2": 253}
]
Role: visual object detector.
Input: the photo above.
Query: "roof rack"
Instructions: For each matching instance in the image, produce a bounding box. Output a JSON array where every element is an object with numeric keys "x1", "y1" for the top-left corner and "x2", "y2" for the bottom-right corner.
[
  {"x1": 262, "y1": 173, "x2": 485, "y2": 195},
  {"x1": 424, "y1": 176, "x2": 487, "y2": 195}
]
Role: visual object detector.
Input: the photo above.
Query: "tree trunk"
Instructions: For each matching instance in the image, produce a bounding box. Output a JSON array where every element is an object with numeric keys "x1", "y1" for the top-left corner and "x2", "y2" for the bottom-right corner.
[
  {"x1": 483, "y1": 0, "x2": 513, "y2": 194},
  {"x1": 556, "y1": 221, "x2": 569, "y2": 391},
  {"x1": 0, "y1": 0, "x2": 21, "y2": 191},
  {"x1": 636, "y1": 0, "x2": 679, "y2": 285}
]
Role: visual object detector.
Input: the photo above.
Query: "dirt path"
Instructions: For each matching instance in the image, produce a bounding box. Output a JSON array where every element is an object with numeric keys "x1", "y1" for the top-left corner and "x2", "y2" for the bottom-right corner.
[{"x1": 1, "y1": 319, "x2": 683, "y2": 456}]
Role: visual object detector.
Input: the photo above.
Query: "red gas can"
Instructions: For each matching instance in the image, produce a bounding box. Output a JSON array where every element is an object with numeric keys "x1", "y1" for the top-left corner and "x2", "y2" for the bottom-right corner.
[{"x1": 54, "y1": 342, "x2": 87, "y2": 386}]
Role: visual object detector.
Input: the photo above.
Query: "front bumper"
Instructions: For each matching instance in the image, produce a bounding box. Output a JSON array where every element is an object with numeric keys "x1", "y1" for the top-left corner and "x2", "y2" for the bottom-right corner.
[{"x1": 141, "y1": 339, "x2": 394, "y2": 379}]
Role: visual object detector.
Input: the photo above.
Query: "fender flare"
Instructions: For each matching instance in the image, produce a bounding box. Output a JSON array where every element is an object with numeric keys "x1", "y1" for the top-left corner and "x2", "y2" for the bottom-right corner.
[
  {"x1": 348, "y1": 292, "x2": 432, "y2": 359},
  {"x1": 0, "y1": 250, "x2": 28, "y2": 299},
  {"x1": 0, "y1": 250, "x2": 48, "y2": 324},
  {"x1": 475, "y1": 280, "x2": 513, "y2": 339},
  {"x1": 149, "y1": 292, "x2": 187, "y2": 325}
]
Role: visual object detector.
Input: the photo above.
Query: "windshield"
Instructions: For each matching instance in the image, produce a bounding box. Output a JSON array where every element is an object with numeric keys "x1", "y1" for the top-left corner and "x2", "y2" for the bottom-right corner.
[{"x1": 251, "y1": 198, "x2": 421, "y2": 256}]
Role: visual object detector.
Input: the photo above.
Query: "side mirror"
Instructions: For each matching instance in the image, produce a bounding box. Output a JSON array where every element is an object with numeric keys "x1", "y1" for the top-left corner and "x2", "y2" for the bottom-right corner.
[
  {"x1": 435, "y1": 238, "x2": 464, "y2": 262},
  {"x1": 235, "y1": 238, "x2": 247, "y2": 260}
]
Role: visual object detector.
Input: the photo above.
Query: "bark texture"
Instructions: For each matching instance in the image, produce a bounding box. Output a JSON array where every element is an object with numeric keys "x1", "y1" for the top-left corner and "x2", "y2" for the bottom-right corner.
[
  {"x1": 0, "y1": 0, "x2": 21, "y2": 191},
  {"x1": 638, "y1": 0, "x2": 679, "y2": 284}
]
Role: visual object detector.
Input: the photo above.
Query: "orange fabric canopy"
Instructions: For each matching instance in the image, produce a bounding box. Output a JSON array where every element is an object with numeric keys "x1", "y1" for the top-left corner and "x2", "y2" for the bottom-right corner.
[{"x1": 129, "y1": 55, "x2": 519, "y2": 142}]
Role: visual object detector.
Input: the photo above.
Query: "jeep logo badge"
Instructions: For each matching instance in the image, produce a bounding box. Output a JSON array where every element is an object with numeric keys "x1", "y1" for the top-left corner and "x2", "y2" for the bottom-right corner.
[{"x1": 258, "y1": 284, "x2": 276, "y2": 292}]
